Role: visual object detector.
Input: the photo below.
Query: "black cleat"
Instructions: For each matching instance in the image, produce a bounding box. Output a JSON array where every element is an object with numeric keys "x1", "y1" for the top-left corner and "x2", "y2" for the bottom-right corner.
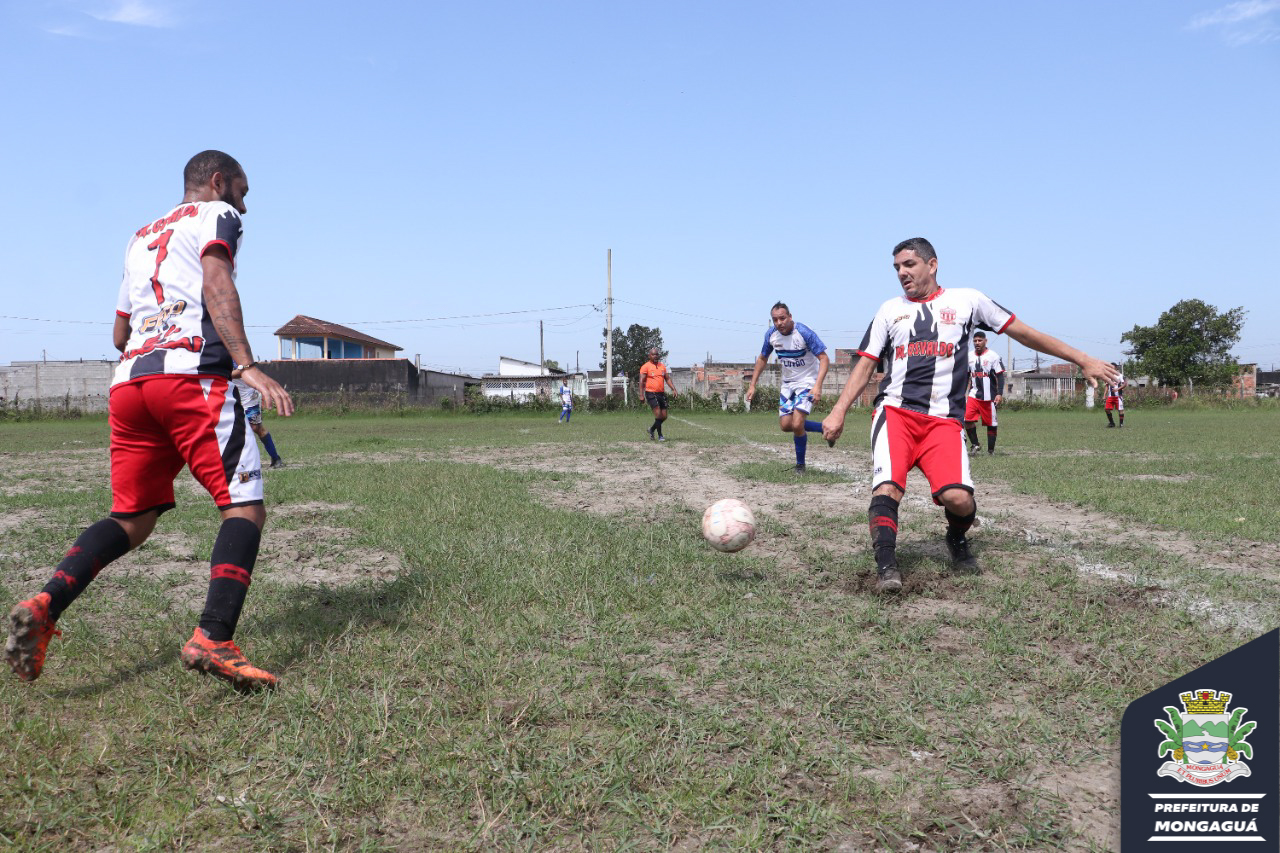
[
  {"x1": 876, "y1": 566, "x2": 902, "y2": 594},
  {"x1": 793, "y1": 464, "x2": 806, "y2": 474},
  {"x1": 945, "y1": 533, "x2": 981, "y2": 574},
  {"x1": 270, "y1": 458, "x2": 285, "y2": 469}
]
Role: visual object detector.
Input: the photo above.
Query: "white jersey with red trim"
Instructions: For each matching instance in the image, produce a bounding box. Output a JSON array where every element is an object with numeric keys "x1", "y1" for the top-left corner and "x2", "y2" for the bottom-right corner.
[
  {"x1": 112, "y1": 200, "x2": 243, "y2": 388},
  {"x1": 967, "y1": 348, "x2": 1005, "y2": 401},
  {"x1": 855, "y1": 287, "x2": 1014, "y2": 420}
]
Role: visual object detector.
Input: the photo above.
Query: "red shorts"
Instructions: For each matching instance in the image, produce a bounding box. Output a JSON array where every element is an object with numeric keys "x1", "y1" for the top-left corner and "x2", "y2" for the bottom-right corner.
[
  {"x1": 108, "y1": 376, "x2": 263, "y2": 517},
  {"x1": 870, "y1": 406, "x2": 973, "y2": 504},
  {"x1": 964, "y1": 397, "x2": 998, "y2": 427},
  {"x1": 1104, "y1": 396, "x2": 1124, "y2": 412}
]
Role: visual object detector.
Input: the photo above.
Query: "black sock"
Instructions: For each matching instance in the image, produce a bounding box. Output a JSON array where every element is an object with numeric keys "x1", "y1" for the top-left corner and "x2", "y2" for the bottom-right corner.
[
  {"x1": 1119, "y1": 414, "x2": 1125, "y2": 425},
  {"x1": 656, "y1": 420, "x2": 664, "y2": 438},
  {"x1": 199, "y1": 517, "x2": 261, "y2": 642},
  {"x1": 945, "y1": 507, "x2": 977, "y2": 540},
  {"x1": 868, "y1": 495, "x2": 900, "y2": 571},
  {"x1": 1106, "y1": 412, "x2": 1115, "y2": 425},
  {"x1": 987, "y1": 427, "x2": 997, "y2": 453},
  {"x1": 42, "y1": 519, "x2": 132, "y2": 620},
  {"x1": 651, "y1": 418, "x2": 662, "y2": 434},
  {"x1": 965, "y1": 425, "x2": 979, "y2": 448}
]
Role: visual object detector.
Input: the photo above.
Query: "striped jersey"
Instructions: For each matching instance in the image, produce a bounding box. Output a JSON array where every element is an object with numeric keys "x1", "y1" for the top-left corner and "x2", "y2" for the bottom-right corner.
[
  {"x1": 1106, "y1": 373, "x2": 1126, "y2": 398},
  {"x1": 968, "y1": 348, "x2": 1005, "y2": 401},
  {"x1": 233, "y1": 378, "x2": 261, "y2": 410},
  {"x1": 856, "y1": 287, "x2": 1014, "y2": 420},
  {"x1": 559, "y1": 384, "x2": 573, "y2": 407},
  {"x1": 760, "y1": 322, "x2": 826, "y2": 389},
  {"x1": 112, "y1": 200, "x2": 244, "y2": 388}
]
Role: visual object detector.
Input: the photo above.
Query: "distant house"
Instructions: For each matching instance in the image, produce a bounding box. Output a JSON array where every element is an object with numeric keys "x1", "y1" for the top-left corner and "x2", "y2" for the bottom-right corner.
[{"x1": 274, "y1": 315, "x2": 402, "y2": 360}]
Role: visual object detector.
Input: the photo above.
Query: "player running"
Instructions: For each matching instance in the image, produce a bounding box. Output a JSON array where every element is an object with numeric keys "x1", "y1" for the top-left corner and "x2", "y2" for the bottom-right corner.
[
  {"x1": 822, "y1": 238, "x2": 1117, "y2": 594},
  {"x1": 5, "y1": 151, "x2": 293, "y2": 691},
  {"x1": 557, "y1": 377, "x2": 574, "y2": 424},
  {"x1": 746, "y1": 302, "x2": 831, "y2": 472},
  {"x1": 1104, "y1": 364, "x2": 1126, "y2": 428},
  {"x1": 233, "y1": 366, "x2": 285, "y2": 467},
  {"x1": 964, "y1": 331, "x2": 1005, "y2": 455},
  {"x1": 639, "y1": 348, "x2": 677, "y2": 441}
]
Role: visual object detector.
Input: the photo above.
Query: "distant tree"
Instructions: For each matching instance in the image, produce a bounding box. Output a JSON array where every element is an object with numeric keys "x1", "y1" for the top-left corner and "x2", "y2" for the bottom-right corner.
[
  {"x1": 1121, "y1": 299, "x2": 1245, "y2": 388},
  {"x1": 601, "y1": 324, "x2": 667, "y2": 386},
  {"x1": 543, "y1": 359, "x2": 562, "y2": 373}
]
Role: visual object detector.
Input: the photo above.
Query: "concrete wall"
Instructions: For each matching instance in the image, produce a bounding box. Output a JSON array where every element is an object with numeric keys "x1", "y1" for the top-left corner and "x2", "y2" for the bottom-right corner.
[{"x1": 0, "y1": 360, "x2": 116, "y2": 412}]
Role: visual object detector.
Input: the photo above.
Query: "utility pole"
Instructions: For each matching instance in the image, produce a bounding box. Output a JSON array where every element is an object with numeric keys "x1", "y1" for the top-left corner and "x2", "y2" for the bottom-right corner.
[
  {"x1": 539, "y1": 320, "x2": 545, "y2": 375},
  {"x1": 605, "y1": 249, "x2": 614, "y2": 396}
]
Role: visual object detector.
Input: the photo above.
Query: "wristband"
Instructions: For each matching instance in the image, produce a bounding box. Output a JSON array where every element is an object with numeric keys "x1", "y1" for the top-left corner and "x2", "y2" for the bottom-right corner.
[{"x1": 239, "y1": 361, "x2": 258, "y2": 371}]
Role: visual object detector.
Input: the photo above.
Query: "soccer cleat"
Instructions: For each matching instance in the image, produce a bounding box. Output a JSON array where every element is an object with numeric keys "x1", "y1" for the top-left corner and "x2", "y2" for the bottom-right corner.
[
  {"x1": 826, "y1": 437, "x2": 837, "y2": 448},
  {"x1": 270, "y1": 457, "x2": 285, "y2": 469},
  {"x1": 658, "y1": 436, "x2": 666, "y2": 442},
  {"x1": 969, "y1": 444, "x2": 980, "y2": 456},
  {"x1": 1107, "y1": 422, "x2": 1115, "y2": 428},
  {"x1": 6, "y1": 592, "x2": 61, "y2": 682},
  {"x1": 180, "y1": 628, "x2": 278, "y2": 691},
  {"x1": 794, "y1": 464, "x2": 806, "y2": 474},
  {"x1": 648, "y1": 427, "x2": 656, "y2": 440},
  {"x1": 945, "y1": 533, "x2": 981, "y2": 574},
  {"x1": 876, "y1": 566, "x2": 902, "y2": 594}
]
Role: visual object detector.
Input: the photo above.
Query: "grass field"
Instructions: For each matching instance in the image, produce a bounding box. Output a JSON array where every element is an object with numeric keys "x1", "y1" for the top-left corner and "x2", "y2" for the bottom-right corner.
[{"x1": 1, "y1": 406, "x2": 1277, "y2": 851}]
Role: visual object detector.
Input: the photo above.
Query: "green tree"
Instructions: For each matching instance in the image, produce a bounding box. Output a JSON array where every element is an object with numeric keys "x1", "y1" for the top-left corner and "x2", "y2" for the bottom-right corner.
[
  {"x1": 543, "y1": 359, "x2": 562, "y2": 373},
  {"x1": 600, "y1": 324, "x2": 667, "y2": 386},
  {"x1": 1121, "y1": 299, "x2": 1245, "y2": 388}
]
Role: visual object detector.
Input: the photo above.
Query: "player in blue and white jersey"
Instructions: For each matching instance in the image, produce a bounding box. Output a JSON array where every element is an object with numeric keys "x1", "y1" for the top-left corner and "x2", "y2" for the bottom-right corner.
[
  {"x1": 746, "y1": 302, "x2": 831, "y2": 472},
  {"x1": 822, "y1": 238, "x2": 1118, "y2": 593},
  {"x1": 557, "y1": 378, "x2": 574, "y2": 424}
]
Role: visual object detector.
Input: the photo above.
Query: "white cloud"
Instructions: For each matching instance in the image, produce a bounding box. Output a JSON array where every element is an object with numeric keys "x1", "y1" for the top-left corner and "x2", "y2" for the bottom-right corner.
[
  {"x1": 88, "y1": 1, "x2": 177, "y2": 29},
  {"x1": 1189, "y1": 0, "x2": 1280, "y2": 43}
]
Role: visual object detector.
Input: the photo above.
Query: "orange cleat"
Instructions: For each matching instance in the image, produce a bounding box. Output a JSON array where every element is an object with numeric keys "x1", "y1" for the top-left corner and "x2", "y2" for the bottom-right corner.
[
  {"x1": 180, "y1": 628, "x2": 278, "y2": 691},
  {"x1": 6, "y1": 592, "x2": 61, "y2": 682}
]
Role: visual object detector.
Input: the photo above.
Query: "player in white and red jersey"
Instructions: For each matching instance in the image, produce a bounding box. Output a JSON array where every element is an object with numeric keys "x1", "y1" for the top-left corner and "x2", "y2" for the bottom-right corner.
[
  {"x1": 746, "y1": 302, "x2": 831, "y2": 472},
  {"x1": 1104, "y1": 364, "x2": 1126, "y2": 428},
  {"x1": 964, "y1": 332, "x2": 1005, "y2": 455},
  {"x1": 6, "y1": 151, "x2": 293, "y2": 691},
  {"x1": 822, "y1": 238, "x2": 1118, "y2": 594}
]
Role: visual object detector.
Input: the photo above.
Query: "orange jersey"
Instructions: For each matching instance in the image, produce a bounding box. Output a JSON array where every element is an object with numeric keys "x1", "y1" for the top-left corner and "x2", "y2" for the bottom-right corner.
[{"x1": 639, "y1": 361, "x2": 669, "y2": 392}]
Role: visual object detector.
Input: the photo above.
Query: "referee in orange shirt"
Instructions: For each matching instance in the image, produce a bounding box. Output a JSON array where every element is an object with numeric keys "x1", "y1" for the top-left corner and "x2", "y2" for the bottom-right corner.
[{"x1": 639, "y1": 348, "x2": 677, "y2": 441}]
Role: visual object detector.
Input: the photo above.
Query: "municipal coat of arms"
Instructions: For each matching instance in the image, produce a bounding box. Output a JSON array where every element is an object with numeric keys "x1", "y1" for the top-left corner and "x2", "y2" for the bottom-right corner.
[{"x1": 1155, "y1": 689, "x2": 1254, "y2": 786}]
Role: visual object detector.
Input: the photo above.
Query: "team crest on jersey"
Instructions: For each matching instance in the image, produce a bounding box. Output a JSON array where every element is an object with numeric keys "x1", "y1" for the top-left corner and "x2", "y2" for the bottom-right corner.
[
  {"x1": 939, "y1": 307, "x2": 957, "y2": 325},
  {"x1": 1155, "y1": 689, "x2": 1254, "y2": 786}
]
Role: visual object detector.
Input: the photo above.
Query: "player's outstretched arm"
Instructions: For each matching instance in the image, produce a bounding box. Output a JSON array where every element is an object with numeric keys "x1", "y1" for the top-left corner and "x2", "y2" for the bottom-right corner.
[
  {"x1": 1004, "y1": 318, "x2": 1119, "y2": 388},
  {"x1": 201, "y1": 249, "x2": 295, "y2": 417},
  {"x1": 822, "y1": 356, "x2": 876, "y2": 442}
]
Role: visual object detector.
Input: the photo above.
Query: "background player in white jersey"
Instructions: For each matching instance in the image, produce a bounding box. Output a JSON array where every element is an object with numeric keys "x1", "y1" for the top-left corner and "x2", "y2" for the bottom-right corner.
[
  {"x1": 822, "y1": 238, "x2": 1117, "y2": 594},
  {"x1": 5, "y1": 151, "x2": 293, "y2": 691},
  {"x1": 746, "y1": 302, "x2": 831, "y2": 472},
  {"x1": 233, "y1": 366, "x2": 284, "y2": 467},
  {"x1": 557, "y1": 377, "x2": 574, "y2": 424},
  {"x1": 964, "y1": 331, "x2": 1005, "y2": 455},
  {"x1": 1104, "y1": 364, "x2": 1126, "y2": 428}
]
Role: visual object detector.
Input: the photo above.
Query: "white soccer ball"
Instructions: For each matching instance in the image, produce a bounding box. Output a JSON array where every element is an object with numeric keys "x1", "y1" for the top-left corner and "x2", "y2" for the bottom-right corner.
[{"x1": 702, "y1": 499, "x2": 757, "y2": 553}]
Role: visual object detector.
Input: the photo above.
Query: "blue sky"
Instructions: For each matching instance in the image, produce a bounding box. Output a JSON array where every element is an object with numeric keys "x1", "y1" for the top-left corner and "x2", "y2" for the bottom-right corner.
[{"x1": 1, "y1": 0, "x2": 1277, "y2": 376}]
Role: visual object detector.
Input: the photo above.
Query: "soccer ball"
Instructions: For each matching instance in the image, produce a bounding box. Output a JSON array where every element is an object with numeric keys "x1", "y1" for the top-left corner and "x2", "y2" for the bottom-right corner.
[{"x1": 702, "y1": 499, "x2": 756, "y2": 553}]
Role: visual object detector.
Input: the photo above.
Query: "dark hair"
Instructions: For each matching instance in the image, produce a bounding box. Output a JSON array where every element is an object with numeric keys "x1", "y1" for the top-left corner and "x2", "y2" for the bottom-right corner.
[
  {"x1": 184, "y1": 150, "x2": 244, "y2": 191},
  {"x1": 973, "y1": 331, "x2": 987, "y2": 340},
  {"x1": 771, "y1": 302, "x2": 790, "y2": 316},
  {"x1": 892, "y1": 237, "x2": 937, "y2": 262}
]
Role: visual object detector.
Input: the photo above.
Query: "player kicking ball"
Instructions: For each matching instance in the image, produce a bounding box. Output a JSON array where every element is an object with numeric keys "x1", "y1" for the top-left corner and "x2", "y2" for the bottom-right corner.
[
  {"x1": 746, "y1": 302, "x2": 831, "y2": 472},
  {"x1": 5, "y1": 151, "x2": 292, "y2": 691},
  {"x1": 823, "y1": 238, "x2": 1117, "y2": 594}
]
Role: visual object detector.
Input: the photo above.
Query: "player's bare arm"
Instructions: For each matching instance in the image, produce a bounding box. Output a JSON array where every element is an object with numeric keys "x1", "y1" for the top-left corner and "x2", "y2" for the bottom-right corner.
[
  {"x1": 821, "y1": 355, "x2": 877, "y2": 442},
  {"x1": 112, "y1": 314, "x2": 130, "y2": 352},
  {"x1": 1004, "y1": 319, "x2": 1119, "y2": 388},
  {"x1": 811, "y1": 351, "x2": 830, "y2": 402},
  {"x1": 201, "y1": 249, "x2": 295, "y2": 417},
  {"x1": 745, "y1": 353, "x2": 769, "y2": 400}
]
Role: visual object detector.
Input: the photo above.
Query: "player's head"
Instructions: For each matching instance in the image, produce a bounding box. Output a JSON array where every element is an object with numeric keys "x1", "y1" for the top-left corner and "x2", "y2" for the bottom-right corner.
[
  {"x1": 973, "y1": 331, "x2": 987, "y2": 354},
  {"x1": 892, "y1": 237, "x2": 939, "y2": 300},
  {"x1": 770, "y1": 302, "x2": 794, "y2": 335},
  {"x1": 647, "y1": 347, "x2": 660, "y2": 363},
  {"x1": 184, "y1": 150, "x2": 248, "y2": 213}
]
